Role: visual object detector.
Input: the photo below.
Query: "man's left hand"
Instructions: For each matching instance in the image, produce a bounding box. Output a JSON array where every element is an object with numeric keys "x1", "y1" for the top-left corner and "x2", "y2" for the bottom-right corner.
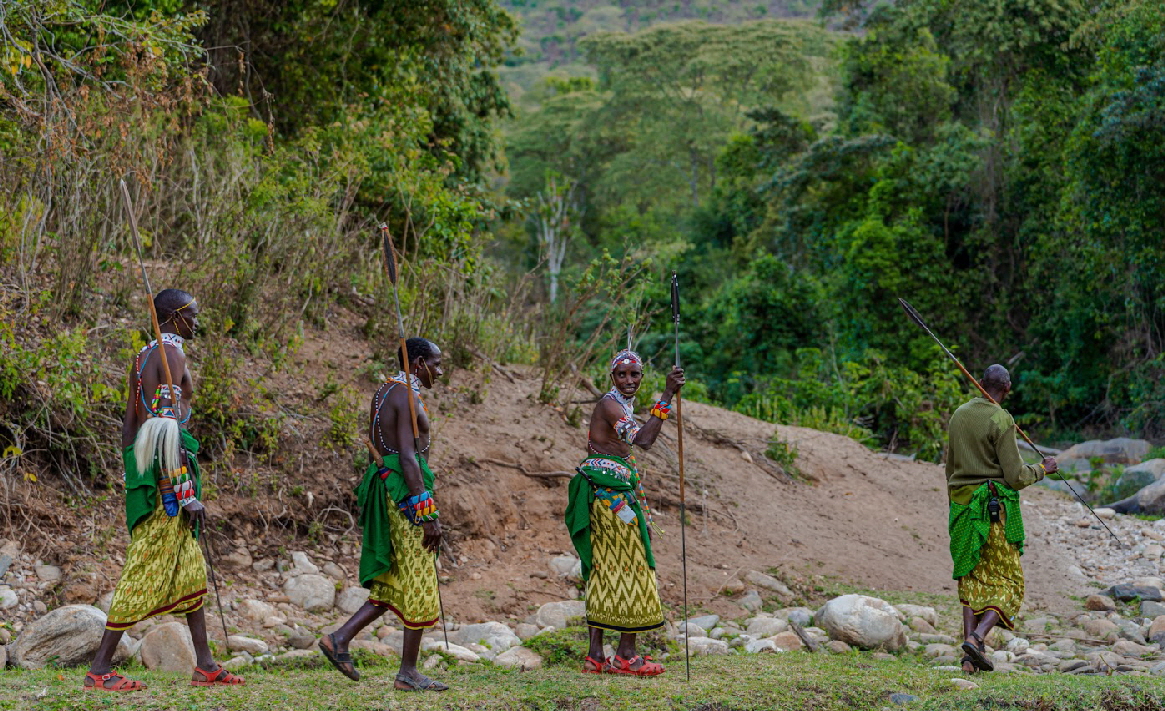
[
  {"x1": 184, "y1": 500, "x2": 207, "y2": 531},
  {"x1": 665, "y1": 366, "x2": 686, "y2": 396}
]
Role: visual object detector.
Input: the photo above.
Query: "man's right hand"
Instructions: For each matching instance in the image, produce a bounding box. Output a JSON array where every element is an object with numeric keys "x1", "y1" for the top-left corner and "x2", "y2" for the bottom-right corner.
[
  {"x1": 1041, "y1": 457, "x2": 1059, "y2": 475},
  {"x1": 422, "y1": 520, "x2": 442, "y2": 554},
  {"x1": 664, "y1": 366, "x2": 686, "y2": 397}
]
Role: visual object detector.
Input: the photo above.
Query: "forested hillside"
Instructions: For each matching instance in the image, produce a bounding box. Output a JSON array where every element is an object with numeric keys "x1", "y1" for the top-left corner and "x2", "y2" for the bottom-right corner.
[
  {"x1": 1, "y1": 0, "x2": 1164, "y2": 508},
  {"x1": 497, "y1": 1, "x2": 821, "y2": 95}
]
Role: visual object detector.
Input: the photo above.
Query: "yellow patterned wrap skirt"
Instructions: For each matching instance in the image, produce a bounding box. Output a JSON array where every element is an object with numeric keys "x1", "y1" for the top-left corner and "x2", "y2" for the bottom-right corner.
[
  {"x1": 106, "y1": 498, "x2": 206, "y2": 631},
  {"x1": 585, "y1": 499, "x2": 664, "y2": 633},
  {"x1": 367, "y1": 506, "x2": 440, "y2": 629},
  {"x1": 957, "y1": 519, "x2": 1024, "y2": 630}
]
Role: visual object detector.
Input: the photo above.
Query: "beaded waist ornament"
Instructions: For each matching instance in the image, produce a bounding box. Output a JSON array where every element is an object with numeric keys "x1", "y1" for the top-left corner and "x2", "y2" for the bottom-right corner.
[{"x1": 398, "y1": 491, "x2": 439, "y2": 525}]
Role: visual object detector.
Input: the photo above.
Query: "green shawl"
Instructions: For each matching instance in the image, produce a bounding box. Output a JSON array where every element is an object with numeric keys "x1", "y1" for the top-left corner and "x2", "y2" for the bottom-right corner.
[
  {"x1": 356, "y1": 452, "x2": 435, "y2": 589},
  {"x1": 565, "y1": 454, "x2": 655, "y2": 581},
  {"x1": 122, "y1": 428, "x2": 202, "y2": 538},
  {"x1": 949, "y1": 480, "x2": 1024, "y2": 579}
]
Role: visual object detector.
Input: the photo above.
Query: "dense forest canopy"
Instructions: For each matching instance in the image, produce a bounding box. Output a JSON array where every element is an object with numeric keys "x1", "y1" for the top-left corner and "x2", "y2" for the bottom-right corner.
[{"x1": 1, "y1": 0, "x2": 1164, "y2": 482}]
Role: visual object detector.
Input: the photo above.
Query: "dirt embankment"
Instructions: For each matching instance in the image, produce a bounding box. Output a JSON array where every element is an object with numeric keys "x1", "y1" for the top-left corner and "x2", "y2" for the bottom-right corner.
[{"x1": 13, "y1": 307, "x2": 1080, "y2": 624}]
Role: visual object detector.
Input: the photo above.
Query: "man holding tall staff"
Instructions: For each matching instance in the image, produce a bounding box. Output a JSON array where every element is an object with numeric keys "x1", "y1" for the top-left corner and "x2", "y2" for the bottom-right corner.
[{"x1": 565, "y1": 345, "x2": 684, "y2": 676}]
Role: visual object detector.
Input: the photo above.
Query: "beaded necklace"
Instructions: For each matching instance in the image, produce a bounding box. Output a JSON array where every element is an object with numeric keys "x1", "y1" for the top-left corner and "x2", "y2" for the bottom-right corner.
[
  {"x1": 372, "y1": 371, "x2": 430, "y2": 455},
  {"x1": 587, "y1": 387, "x2": 637, "y2": 455}
]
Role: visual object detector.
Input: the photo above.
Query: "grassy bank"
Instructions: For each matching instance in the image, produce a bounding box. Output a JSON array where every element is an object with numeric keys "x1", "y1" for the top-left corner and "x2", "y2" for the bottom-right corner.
[{"x1": 5, "y1": 652, "x2": 1163, "y2": 711}]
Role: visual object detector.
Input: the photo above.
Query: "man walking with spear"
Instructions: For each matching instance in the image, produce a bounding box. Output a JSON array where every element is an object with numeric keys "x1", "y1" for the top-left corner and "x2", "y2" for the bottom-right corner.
[
  {"x1": 565, "y1": 334, "x2": 684, "y2": 676},
  {"x1": 319, "y1": 225, "x2": 450, "y2": 692},
  {"x1": 898, "y1": 300, "x2": 1062, "y2": 674},
  {"x1": 83, "y1": 186, "x2": 242, "y2": 691}
]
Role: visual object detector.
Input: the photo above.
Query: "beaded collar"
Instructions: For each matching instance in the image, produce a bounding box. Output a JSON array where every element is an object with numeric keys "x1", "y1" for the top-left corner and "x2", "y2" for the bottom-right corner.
[
  {"x1": 140, "y1": 332, "x2": 185, "y2": 354},
  {"x1": 604, "y1": 386, "x2": 635, "y2": 415},
  {"x1": 388, "y1": 371, "x2": 422, "y2": 394}
]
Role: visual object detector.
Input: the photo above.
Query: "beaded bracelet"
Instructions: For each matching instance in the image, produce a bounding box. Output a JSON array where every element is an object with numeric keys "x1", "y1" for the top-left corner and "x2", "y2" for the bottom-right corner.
[
  {"x1": 649, "y1": 400, "x2": 671, "y2": 420},
  {"x1": 398, "y1": 491, "x2": 439, "y2": 526}
]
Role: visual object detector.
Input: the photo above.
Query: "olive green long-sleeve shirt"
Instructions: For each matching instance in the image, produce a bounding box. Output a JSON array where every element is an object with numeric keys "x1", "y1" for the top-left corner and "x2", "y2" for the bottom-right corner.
[{"x1": 945, "y1": 397, "x2": 1043, "y2": 504}]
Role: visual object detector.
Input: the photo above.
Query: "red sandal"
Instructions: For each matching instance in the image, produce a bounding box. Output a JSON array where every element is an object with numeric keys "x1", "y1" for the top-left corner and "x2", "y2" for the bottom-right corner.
[
  {"x1": 582, "y1": 655, "x2": 610, "y2": 674},
  {"x1": 82, "y1": 671, "x2": 147, "y2": 692},
  {"x1": 608, "y1": 654, "x2": 664, "y2": 677},
  {"x1": 192, "y1": 666, "x2": 245, "y2": 686}
]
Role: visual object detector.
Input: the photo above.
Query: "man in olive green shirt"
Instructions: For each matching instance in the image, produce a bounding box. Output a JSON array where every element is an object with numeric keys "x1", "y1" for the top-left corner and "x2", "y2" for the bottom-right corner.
[{"x1": 946, "y1": 364, "x2": 1058, "y2": 673}]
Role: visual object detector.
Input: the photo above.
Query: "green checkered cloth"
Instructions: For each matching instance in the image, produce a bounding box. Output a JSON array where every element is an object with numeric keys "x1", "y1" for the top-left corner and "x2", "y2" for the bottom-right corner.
[{"x1": 949, "y1": 481, "x2": 1024, "y2": 579}]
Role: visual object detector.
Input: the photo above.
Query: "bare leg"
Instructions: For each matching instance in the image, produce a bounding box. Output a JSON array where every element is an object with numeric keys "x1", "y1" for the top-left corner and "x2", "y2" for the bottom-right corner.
[
  {"x1": 960, "y1": 606, "x2": 978, "y2": 673},
  {"x1": 588, "y1": 626, "x2": 606, "y2": 661},
  {"x1": 973, "y1": 610, "x2": 1001, "y2": 643},
  {"x1": 331, "y1": 602, "x2": 387, "y2": 652},
  {"x1": 615, "y1": 633, "x2": 639, "y2": 668},
  {"x1": 187, "y1": 608, "x2": 217, "y2": 672},
  {"x1": 394, "y1": 626, "x2": 449, "y2": 690},
  {"x1": 84, "y1": 628, "x2": 147, "y2": 690}
]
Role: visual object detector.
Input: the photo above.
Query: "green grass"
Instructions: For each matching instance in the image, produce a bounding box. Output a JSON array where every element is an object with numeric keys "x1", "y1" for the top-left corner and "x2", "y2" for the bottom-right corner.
[{"x1": 7, "y1": 653, "x2": 1165, "y2": 711}]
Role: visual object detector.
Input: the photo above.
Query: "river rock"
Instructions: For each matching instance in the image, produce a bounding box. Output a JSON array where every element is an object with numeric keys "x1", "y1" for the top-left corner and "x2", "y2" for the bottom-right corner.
[
  {"x1": 1148, "y1": 616, "x2": 1165, "y2": 645},
  {"x1": 534, "y1": 600, "x2": 586, "y2": 629},
  {"x1": 827, "y1": 640, "x2": 852, "y2": 653},
  {"x1": 739, "y1": 590, "x2": 763, "y2": 612},
  {"x1": 421, "y1": 640, "x2": 479, "y2": 663},
  {"x1": 1110, "y1": 478, "x2": 1165, "y2": 515},
  {"x1": 1116, "y1": 460, "x2": 1165, "y2": 491},
  {"x1": 227, "y1": 635, "x2": 269, "y2": 654},
  {"x1": 1113, "y1": 640, "x2": 1156, "y2": 657},
  {"x1": 746, "y1": 617, "x2": 789, "y2": 638},
  {"x1": 1086, "y1": 595, "x2": 1117, "y2": 612},
  {"x1": 238, "y1": 598, "x2": 276, "y2": 622},
  {"x1": 1105, "y1": 585, "x2": 1163, "y2": 602},
  {"x1": 686, "y1": 614, "x2": 720, "y2": 630},
  {"x1": 336, "y1": 586, "x2": 370, "y2": 615},
  {"x1": 514, "y1": 623, "x2": 539, "y2": 640},
  {"x1": 769, "y1": 631, "x2": 804, "y2": 651},
  {"x1": 925, "y1": 643, "x2": 957, "y2": 658},
  {"x1": 457, "y1": 621, "x2": 520, "y2": 652},
  {"x1": 140, "y1": 622, "x2": 197, "y2": 672},
  {"x1": 1082, "y1": 618, "x2": 1118, "y2": 640},
  {"x1": 688, "y1": 636, "x2": 730, "y2": 656},
  {"x1": 9, "y1": 604, "x2": 106, "y2": 669},
  {"x1": 290, "y1": 551, "x2": 320, "y2": 575},
  {"x1": 743, "y1": 570, "x2": 793, "y2": 599},
  {"x1": 909, "y1": 617, "x2": 936, "y2": 634},
  {"x1": 949, "y1": 678, "x2": 979, "y2": 691},
  {"x1": 33, "y1": 564, "x2": 62, "y2": 582},
  {"x1": 494, "y1": 646, "x2": 543, "y2": 670},
  {"x1": 816, "y1": 594, "x2": 906, "y2": 651},
  {"x1": 284, "y1": 574, "x2": 335, "y2": 612},
  {"x1": 744, "y1": 638, "x2": 779, "y2": 653},
  {"x1": 549, "y1": 555, "x2": 582, "y2": 578},
  {"x1": 0, "y1": 589, "x2": 17, "y2": 610},
  {"x1": 895, "y1": 604, "x2": 937, "y2": 627}
]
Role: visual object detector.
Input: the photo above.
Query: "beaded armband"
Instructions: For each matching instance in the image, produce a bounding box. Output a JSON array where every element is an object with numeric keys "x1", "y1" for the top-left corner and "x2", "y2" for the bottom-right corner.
[
  {"x1": 398, "y1": 491, "x2": 439, "y2": 526},
  {"x1": 157, "y1": 465, "x2": 193, "y2": 516},
  {"x1": 649, "y1": 400, "x2": 671, "y2": 420}
]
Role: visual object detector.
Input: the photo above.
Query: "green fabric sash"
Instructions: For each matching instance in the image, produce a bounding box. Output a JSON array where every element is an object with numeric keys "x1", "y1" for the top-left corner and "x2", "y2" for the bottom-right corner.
[
  {"x1": 123, "y1": 429, "x2": 202, "y2": 538},
  {"x1": 356, "y1": 452, "x2": 435, "y2": 589},
  {"x1": 565, "y1": 454, "x2": 655, "y2": 581},
  {"x1": 949, "y1": 480, "x2": 1024, "y2": 579}
]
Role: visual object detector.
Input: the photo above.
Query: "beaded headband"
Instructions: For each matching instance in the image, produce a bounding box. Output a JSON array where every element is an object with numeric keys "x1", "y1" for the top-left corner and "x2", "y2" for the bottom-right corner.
[{"x1": 610, "y1": 349, "x2": 643, "y2": 371}]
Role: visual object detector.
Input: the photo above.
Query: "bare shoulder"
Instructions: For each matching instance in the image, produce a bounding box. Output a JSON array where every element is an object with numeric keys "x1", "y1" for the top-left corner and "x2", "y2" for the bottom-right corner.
[{"x1": 591, "y1": 396, "x2": 621, "y2": 425}]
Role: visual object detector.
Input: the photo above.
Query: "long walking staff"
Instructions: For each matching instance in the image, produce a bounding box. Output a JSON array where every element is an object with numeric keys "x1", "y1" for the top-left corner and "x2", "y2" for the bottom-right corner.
[
  {"x1": 377, "y1": 222, "x2": 450, "y2": 650},
  {"x1": 671, "y1": 273, "x2": 691, "y2": 682},
  {"x1": 119, "y1": 179, "x2": 231, "y2": 644},
  {"x1": 898, "y1": 297, "x2": 1124, "y2": 547}
]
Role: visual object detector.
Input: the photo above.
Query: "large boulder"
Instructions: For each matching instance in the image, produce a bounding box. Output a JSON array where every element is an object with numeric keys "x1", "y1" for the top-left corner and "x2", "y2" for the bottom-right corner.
[
  {"x1": 1060, "y1": 438, "x2": 1152, "y2": 466},
  {"x1": 456, "y1": 621, "x2": 520, "y2": 652},
  {"x1": 140, "y1": 622, "x2": 197, "y2": 672},
  {"x1": 534, "y1": 600, "x2": 587, "y2": 630},
  {"x1": 1114, "y1": 460, "x2": 1165, "y2": 492},
  {"x1": 1110, "y1": 478, "x2": 1165, "y2": 516},
  {"x1": 284, "y1": 574, "x2": 336, "y2": 612},
  {"x1": 746, "y1": 617, "x2": 789, "y2": 638},
  {"x1": 9, "y1": 605, "x2": 106, "y2": 669},
  {"x1": 816, "y1": 595, "x2": 907, "y2": 651},
  {"x1": 743, "y1": 570, "x2": 793, "y2": 600}
]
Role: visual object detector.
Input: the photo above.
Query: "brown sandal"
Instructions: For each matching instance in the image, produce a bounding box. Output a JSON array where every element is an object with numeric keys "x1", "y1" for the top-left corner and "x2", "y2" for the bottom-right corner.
[
  {"x1": 83, "y1": 671, "x2": 147, "y2": 692},
  {"x1": 582, "y1": 655, "x2": 609, "y2": 674},
  {"x1": 319, "y1": 633, "x2": 360, "y2": 681}
]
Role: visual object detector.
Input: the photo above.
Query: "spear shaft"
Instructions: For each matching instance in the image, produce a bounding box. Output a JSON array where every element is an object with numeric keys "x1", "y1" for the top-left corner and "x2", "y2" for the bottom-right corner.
[
  {"x1": 671, "y1": 273, "x2": 690, "y2": 682},
  {"x1": 897, "y1": 298, "x2": 1123, "y2": 547}
]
